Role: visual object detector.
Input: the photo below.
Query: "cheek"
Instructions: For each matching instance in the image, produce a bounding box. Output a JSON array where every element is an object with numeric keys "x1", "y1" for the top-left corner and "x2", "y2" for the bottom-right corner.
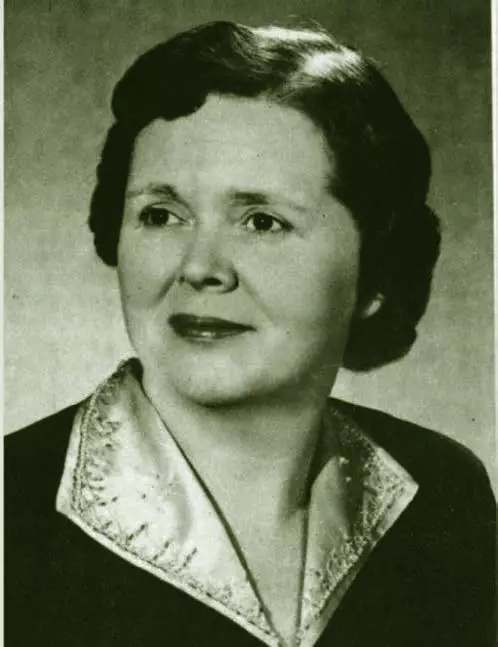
[
  {"x1": 293, "y1": 265, "x2": 357, "y2": 332},
  {"x1": 244, "y1": 240, "x2": 359, "y2": 333},
  {"x1": 117, "y1": 236, "x2": 178, "y2": 309}
]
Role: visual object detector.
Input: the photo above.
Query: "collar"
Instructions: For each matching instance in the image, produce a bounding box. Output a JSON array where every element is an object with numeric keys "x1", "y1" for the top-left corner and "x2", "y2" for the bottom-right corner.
[{"x1": 56, "y1": 359, "x2": 418, "y2": 647}]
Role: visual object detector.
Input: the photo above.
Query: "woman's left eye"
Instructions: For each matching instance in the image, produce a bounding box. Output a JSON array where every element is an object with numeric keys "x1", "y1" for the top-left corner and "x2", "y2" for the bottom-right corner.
[{"x1": 244, "y1": 212, "x2": 290, "y2": 234}]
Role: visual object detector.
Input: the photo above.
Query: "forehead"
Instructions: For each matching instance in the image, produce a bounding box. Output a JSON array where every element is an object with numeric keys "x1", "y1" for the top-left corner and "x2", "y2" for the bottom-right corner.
[{"x1": 129, "y1": 94, "x2": 333, "y2": 199}]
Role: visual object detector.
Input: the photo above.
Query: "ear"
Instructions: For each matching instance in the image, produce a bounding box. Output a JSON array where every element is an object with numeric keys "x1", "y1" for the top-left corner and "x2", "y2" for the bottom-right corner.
[{"x1": 357, "y1": 292, "x2": 384, "y2": 319}]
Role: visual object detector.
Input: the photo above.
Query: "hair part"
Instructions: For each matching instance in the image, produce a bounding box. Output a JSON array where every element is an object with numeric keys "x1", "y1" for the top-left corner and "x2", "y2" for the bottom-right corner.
[{"x1": 89, "y1": 20, "x2": 440, "y2": 371}]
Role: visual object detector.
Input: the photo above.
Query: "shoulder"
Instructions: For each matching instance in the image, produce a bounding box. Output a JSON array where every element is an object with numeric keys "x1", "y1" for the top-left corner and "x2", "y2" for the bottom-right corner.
[
  {"x1": 5, "y1": 403, "x2": 82, "y2": 512},
  {"x1": 5, "y1": 402, "x2": 86, "y2": 598},
  {"x1": 332, "y1": 397, "x2": 493, "y2": 483},
  {"x1": 332, "y1": 397, "x2": 495, "y2": 512},
  {"x1": 331, "y1": 399, "x2": 496, "y2": 647},
  {"x1": 5, "y1": 403, "x2": 81, "y2": 467}
]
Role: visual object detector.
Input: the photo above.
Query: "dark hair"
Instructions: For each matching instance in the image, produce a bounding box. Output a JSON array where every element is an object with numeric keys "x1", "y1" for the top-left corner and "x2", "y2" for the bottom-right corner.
[{"x1": 89, "y1": 20, "x2": 440, "y2": 371}]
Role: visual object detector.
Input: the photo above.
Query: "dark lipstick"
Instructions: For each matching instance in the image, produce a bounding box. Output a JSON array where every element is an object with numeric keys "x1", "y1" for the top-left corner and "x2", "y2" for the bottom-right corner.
[{"x1": 169, "y1": 314, "x2": 254, "y2": 341}]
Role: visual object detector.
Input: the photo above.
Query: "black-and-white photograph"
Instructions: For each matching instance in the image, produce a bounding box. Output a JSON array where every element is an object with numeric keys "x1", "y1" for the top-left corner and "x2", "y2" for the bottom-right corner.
[{"x1": 5, "y1": 1, "x2": 496, "y2": 645}]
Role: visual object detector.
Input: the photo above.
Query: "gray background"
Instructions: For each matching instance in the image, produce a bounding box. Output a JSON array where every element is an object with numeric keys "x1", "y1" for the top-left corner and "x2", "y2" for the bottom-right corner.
[{"x1": 5, "y1": 0, "x2": 495, "y2": 487}]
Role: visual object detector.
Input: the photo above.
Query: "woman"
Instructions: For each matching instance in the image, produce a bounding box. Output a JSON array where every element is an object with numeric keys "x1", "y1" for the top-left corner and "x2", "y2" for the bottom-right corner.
[{"x1": 5, "y1": 20, "x2": 495, "y2": 647}]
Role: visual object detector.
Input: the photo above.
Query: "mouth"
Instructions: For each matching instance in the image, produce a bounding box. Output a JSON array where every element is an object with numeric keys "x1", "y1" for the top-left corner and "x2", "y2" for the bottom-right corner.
[{"x1": 169, "y1": 314, "x2": 254, "y2": 342}]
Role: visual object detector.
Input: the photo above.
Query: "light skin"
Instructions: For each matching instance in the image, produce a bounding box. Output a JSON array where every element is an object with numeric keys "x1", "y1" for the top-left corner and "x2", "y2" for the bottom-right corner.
[{"x1": 117, "y1": 94, "x2": 361, "y2": 642}]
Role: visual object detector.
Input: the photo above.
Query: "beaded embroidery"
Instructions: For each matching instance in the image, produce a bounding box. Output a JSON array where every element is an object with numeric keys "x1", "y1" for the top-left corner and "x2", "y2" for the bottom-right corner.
[{"x1": 56, "y1": 359, "x2": 418, "y2": 647}]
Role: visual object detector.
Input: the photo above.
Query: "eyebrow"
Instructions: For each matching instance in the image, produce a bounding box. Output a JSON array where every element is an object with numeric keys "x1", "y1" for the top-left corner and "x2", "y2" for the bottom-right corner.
[
  {"x1": 227, "y1": 190, "x2": 308, "y2": 213},
  {"x1": 126, "y1": 183, "x2": 185, "y2": 203},
  {"x1": 126, "y1": 183, "x2": 309, "y2": 213}
]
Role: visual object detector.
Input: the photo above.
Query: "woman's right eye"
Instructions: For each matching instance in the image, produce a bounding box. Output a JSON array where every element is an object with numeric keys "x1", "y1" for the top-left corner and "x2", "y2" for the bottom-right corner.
[{"x1": 139, "y1": 206, "x2": 183, "y2": 228}]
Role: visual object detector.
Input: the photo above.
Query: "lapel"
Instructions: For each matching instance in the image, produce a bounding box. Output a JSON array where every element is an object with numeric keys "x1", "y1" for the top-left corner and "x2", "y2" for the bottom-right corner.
[{"x1": 57, "y1": 360, "x2": 418, "y2": 647}]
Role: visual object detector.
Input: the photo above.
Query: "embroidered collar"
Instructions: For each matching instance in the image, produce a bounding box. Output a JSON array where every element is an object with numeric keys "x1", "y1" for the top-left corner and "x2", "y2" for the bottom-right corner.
[{"x1": 56, "y1": 359, "x2": 418, "y2": 647}]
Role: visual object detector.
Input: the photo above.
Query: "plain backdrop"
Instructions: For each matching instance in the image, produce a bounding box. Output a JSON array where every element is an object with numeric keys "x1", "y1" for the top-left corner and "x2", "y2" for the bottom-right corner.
[{"x1": 4, "y1": 0, "x2": 495, "y2": 488}]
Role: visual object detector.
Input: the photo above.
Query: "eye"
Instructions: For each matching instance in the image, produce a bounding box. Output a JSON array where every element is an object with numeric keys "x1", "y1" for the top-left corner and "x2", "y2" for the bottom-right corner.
[
  {"x1": 139, "y1": 206, "x2": 183, "y2": 228},
  {"x1": 244, "y1": 211, "x2": 290, "y2": 234}
]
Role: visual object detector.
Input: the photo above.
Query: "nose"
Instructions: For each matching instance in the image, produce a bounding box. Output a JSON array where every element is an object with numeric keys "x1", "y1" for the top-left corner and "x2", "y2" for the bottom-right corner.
[{"x1": 178, "y1": 225, "x2": 238, "y2": 292}]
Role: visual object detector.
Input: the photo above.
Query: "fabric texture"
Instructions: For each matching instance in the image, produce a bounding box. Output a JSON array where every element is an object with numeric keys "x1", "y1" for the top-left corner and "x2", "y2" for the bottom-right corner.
[
  {"x1": 5, "y1": 364, "x2": 496, "y2": 647},
  {"x1": 54, "y1": 360, "x2": 418, "y2": 647}
]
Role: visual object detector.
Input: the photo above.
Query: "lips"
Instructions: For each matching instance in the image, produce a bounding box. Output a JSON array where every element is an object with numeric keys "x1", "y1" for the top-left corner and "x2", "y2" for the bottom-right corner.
[{"x1": 169, "y1": 314, "x2": 254, "y2": 341}]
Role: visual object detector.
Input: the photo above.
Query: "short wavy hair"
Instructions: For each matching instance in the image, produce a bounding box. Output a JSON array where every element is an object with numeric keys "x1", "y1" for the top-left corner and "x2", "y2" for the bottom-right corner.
[{"x1": 89, "y1": 20, "x2": 440, "y2": 371}]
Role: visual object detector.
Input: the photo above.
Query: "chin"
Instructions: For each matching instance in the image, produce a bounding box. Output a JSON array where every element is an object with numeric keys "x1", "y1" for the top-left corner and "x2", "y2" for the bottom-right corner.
[
  {"x1": 181, "y1": 389, "x2": 246, "y2": 408},
  {"x1": 169, "y1": 362, "x2": 311, "y2": 408},
  {"x1": 170, "y1": 369, "x2": 256, "y2": 407},
  {"x1": 173, "y1": 385, "x2": 248, "y2": 408}
]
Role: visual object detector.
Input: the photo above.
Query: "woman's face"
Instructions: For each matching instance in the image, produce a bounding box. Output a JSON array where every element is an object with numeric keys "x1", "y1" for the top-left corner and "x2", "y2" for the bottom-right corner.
[{"x1": 118, "y1": 94, "x2": 360, "y2": 406}]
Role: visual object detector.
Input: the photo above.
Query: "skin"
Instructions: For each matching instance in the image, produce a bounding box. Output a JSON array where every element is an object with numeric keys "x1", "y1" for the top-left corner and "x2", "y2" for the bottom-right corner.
[
  {"x1": 118, "y1": 94, "x2": 360, "y2": 410},
  {"x1": 117, "y1": 94, "x2": 361, "y2": 642}
]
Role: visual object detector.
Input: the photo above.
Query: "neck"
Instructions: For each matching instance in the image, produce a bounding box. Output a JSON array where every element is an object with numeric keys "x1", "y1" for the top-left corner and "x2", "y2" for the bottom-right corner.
[{"x1": 142, "y1": 375, "x2": 334, "y2": 523}]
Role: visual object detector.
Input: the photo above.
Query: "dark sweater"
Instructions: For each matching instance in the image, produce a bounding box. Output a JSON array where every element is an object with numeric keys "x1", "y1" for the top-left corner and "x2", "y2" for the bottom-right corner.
[{"x1": 5, "y1": 400, "x2": 496, "y2": 647}]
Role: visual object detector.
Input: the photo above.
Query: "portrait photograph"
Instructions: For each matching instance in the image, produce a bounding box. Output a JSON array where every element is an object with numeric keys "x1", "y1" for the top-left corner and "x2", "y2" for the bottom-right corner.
[{"x1": 4, "y1": 0, "x2": 496, "y2": 646}]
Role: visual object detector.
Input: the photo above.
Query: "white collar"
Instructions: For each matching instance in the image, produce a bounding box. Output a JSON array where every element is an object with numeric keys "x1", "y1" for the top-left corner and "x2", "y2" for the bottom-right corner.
[{"x1": 56, "y1": 359, "x2": 418, "y2": 647}]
